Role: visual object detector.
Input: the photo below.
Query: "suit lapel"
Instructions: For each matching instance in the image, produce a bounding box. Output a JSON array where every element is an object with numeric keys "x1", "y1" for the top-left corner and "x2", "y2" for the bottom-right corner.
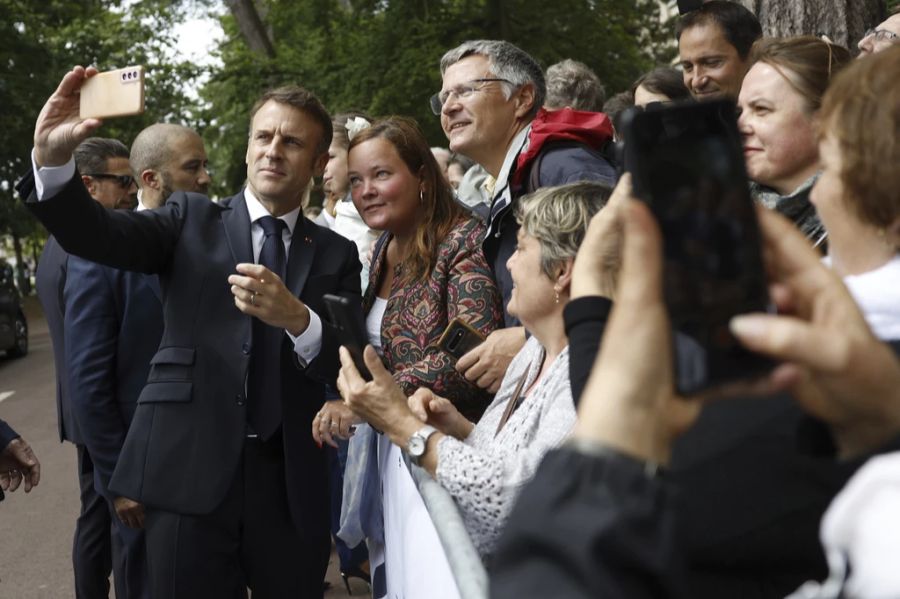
[
  {"x1": 221, "y1": 192, "x2": 253, "y2": 266},
  {"x1": 286, "y1": 217, "x2": 314, "y2": 298}
]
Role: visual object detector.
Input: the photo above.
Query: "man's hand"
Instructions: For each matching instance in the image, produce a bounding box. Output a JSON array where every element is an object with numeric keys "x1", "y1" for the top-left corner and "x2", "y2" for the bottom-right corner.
[
  {"x1": 456, "y1": 327, "x2": 526, "y2": 393},
  {"x1": 571, "y1": 173, "x2": 630, "y2": 300},
  {"x1": 312, "y1": 399, "x2": 361, "y2": 449},
  {"x1": 729, "y1": 208, "x2": 900, "y2": 459},
  {"x1": 0, "y1": 437, "x2": 41, "y2": 493},
  {"x1": 228, "y1": 263, "x2": 310, "y2": 335},
  {"x1": 34, "y1": 66, "x2": 103, "y2": 167},
  {"x1": 114, "y1": 496, "x2": 144, "y2": 529},
  {"x1": 408, "y1": 388, "x2": 474, "y2": 441}
]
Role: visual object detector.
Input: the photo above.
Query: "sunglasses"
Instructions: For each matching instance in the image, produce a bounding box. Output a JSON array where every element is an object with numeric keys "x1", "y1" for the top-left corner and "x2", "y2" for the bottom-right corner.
[{"x1": 84, "y1": 173, "x2": 135, "y2": 188}]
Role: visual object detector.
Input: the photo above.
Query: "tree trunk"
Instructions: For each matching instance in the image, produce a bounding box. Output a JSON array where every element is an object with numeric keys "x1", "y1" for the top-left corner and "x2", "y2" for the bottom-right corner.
[
  {"x1": 11, "y1": 232, "x2": 29, "y2": 295},
  {"x1": 225, "y1": 0, "x2": 276, "y2": 58},
  {"x1": 737, "y1": 0, "x2": 885, "y2": 49}
]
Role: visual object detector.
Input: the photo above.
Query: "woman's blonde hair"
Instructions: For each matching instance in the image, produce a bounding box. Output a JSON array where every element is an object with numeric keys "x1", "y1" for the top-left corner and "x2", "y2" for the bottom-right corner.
[
  {"x1": 819, "y1": 45, "x2": 900, "y2": 232},
  {"x1": 516, "y1": 181, "x2": 613, "y2": 279}
]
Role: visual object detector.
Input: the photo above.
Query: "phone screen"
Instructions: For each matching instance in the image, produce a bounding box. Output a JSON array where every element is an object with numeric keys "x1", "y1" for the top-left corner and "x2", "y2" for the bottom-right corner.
[
  {"x1": 322, "y1": 294, "x2": 372, "y2": 381},
  {"x1": 623, "y1": 100, "x2": 773, "y2": 394}
]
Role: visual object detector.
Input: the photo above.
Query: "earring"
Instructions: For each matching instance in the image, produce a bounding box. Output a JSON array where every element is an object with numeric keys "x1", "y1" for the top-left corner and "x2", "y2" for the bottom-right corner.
[
  {"x1": 553, "y1": 286, "x2": 560, "y2": 304},
  {"x1": 419, "y1": 189, "x2": 425, "y2": 204}
]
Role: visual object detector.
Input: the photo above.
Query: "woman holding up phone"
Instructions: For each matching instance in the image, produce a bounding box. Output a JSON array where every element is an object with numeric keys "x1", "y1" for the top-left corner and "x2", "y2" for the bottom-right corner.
[
  {"x1": 317, "y1": 116, "x2": 501, "y2": 598},
  {"x1": 337, "y1": 181, "x2": 614, "y2": 565}
]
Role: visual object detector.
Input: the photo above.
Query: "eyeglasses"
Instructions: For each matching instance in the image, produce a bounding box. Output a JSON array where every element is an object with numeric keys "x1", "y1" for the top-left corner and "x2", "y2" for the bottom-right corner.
[
  {"x1": 862, "y1": 28, "x2": 899, "y2": 42},
  {"x1": 84, "y1": 173, "x2": 135, "y2": 188},
  {"x1": 429, "y1": 78, "x2": 513, "y2": 115}
]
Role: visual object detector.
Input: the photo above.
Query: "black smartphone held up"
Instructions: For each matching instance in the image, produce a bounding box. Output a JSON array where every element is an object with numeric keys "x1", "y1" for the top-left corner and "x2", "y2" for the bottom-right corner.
[
  {"x1": 621, "y1": 99, "x2": 774, "y2": 395},
  {"x1": 322, "y1": 294, "x2": 372, "y2": 381},
  {"x1": 437, "y1": 318, "x2": 485, "y2": 361}
]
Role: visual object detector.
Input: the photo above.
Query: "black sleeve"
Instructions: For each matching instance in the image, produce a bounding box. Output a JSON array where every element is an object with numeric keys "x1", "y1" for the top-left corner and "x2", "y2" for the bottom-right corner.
[
  {"x1": 491, "y1": 446, "x2": 688, "y2": 599},
  {"x1": 563, "y1": 296, "x2": 612, "y2": 405}
]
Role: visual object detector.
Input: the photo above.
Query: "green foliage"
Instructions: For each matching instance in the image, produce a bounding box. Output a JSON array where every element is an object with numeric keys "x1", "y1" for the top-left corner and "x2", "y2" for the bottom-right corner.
[
  {"x1": 201, "y1": 0, "x2": 675, "y2": 196},
  {"x1": 0, "y1": 0, "x2": 202, "y2": 256}
]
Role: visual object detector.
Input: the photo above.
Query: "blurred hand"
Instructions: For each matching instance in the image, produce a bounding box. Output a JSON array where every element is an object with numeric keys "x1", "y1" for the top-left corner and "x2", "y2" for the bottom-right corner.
[
  {"x1": 114, "y1": 496, "x2": 144, "y2": 529},
  {"x1": 457, "y1": 327, "x2": 526, "y2": 393},
  {"x1": 408, "y1": 388, "x2": 473, "y2": 441},
  {"x1": 571, "y1": 173, "x2": 630, "y2": 300},
  {"x1": 730, "y1": 208, "x2": 900, "y2": 459},
  {"x1": 312, "y1": 399, "x2": 361, "y2": 448},
  {"x1": 0, "y1": 437, "x2": 41, "y2": 493},
  {"x1": 33, "y1": 66, "x2": 103, "y2": 167}
]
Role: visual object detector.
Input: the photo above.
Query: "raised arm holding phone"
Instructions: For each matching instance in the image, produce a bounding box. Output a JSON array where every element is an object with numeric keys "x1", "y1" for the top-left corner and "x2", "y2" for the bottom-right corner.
[{"x1": 20, "y1": 65, "x2": 363, "y2": 599}]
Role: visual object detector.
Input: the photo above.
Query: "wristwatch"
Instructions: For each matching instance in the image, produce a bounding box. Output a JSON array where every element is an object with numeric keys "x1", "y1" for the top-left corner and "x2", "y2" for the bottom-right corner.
[{"x1": 406, "y1": 425, "x2": 438, "y2": 466}]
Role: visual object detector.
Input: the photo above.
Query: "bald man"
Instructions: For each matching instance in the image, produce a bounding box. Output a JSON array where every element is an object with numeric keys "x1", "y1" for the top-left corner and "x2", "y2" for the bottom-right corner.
[{"x1": 130, "y1": 124, "x2": 210, "y2": 208}]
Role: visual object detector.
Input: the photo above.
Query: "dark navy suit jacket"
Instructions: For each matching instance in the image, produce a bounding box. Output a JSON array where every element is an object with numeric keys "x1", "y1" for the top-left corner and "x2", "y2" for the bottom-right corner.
[
  {"x1": 64, "y1": 255, "x2": 163, "y2": 501},
  {"x1": 35, "y1": 236, "x2": 83, "y2": 444},
  {"x1": 20, "y1": 170, "x2": 361, "y2": 544},
  {"x1": 0, "y1": 418, "x2": 17, "y2": 503}
]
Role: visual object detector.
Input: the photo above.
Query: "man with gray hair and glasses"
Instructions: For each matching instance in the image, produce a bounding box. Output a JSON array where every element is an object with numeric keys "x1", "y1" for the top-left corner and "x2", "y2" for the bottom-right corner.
[{"x1": 431, "y1": 39, "x2": 617, "y2": 393}]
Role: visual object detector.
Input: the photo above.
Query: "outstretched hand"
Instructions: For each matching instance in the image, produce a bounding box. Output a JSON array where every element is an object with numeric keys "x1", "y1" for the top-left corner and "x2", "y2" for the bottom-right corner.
[{"x1": 34, "y1": 66, "x2": 103, "y2": 167}]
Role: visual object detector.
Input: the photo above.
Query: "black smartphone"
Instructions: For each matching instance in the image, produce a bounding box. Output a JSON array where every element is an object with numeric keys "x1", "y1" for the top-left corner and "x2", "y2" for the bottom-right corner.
[
  {"x1": 437, "y1": 318, "x2": 485, "y2": 361},
  {"x1": 322, "y1": 294, "x2": 372, "y2": 381},
  {"x1": 621, "y1": 99, "x2": 774, "y2": 395}
]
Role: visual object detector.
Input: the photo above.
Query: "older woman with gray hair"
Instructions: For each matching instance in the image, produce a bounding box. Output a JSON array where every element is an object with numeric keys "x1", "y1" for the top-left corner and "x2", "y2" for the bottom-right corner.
[{"x1": 338, "y1": 181, "x2": 615, "y2": 562}]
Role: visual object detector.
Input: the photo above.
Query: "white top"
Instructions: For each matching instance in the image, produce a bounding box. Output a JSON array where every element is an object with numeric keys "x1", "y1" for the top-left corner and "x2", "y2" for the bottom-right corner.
[
  {"x1": 366, "y1": 297, "x2": 387, "y2": 350},
  {"x1": 436, "y1": 336, "x2": 576, "y2": 557},
  {"x1": 824, "y1": 254, "x2": 900, "y2": 341},
  {"x1": 333, "y1": 197, "x2": 380, "y2": 292},
  {"x1": 789, "y1": 452, "x2": 900, "y2": 599}
]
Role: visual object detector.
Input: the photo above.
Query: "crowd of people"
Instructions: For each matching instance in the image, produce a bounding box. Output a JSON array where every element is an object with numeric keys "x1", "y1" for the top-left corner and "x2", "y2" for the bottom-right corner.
[{"x1": 2, "y1": 1, "x2": 899, "y2": 598}]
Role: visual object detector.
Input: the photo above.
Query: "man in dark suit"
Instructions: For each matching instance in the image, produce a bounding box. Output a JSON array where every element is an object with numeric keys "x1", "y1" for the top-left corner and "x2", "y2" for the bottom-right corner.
[
  {"x1": 63, "y1": 124, "x2": 210, "y2": 599},
  {"x1": 35, "y1": 136, "x2": 136, "y2": 599},
  {"x1": 20, "y1": 66, "x2": 361, "y2": 599},
  {"x1": 0, "y1": 418, "x2": 41, "y2": 502}
]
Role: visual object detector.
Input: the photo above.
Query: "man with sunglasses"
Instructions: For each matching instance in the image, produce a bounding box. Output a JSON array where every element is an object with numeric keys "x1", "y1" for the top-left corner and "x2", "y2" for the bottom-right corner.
[
  {"x1": 858, "y1": 8, "x2": 900, "y2": 57},
  {"x1": 433, "y1": 40, "x2": 617, "y2": 394},
  {"x1": 35, "y1": 136, "x2": 136, "y2": 599}
]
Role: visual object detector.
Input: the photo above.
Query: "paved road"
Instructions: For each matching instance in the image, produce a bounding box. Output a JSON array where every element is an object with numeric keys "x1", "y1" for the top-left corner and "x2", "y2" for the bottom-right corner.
[{"x1": 0, "y1": 297, "x2": 364, "y2": 598}]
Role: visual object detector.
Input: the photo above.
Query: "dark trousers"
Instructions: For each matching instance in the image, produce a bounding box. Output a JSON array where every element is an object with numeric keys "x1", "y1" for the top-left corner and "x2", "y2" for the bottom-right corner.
[
  {"x1": 109, "y1": 507, "x2": 149, "y2": 599},
  {"x1": 144, "y1": 435, "x2": 330, "y2": 599},
  {"x1": 74, "y1": 445, "x2": 114, "y2": 599}
]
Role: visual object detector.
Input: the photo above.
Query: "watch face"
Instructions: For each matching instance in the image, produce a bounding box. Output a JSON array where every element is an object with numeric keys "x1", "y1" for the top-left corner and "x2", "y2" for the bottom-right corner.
[{"x1": 408, "y1": 435, "x2": 426, "y2": 457}]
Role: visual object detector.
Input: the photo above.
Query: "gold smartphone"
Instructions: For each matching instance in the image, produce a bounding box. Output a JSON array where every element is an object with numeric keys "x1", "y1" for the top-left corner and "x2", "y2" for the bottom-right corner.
[
  {"x1": 437, "y1": 318, "x2": 485, "y2": 360},
  {"x1": 79, "y1": 66, "x2": 145, "y2": 119}
]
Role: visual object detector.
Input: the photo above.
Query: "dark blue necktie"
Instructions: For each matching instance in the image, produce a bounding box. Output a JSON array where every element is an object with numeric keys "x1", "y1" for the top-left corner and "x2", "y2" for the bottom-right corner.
[{"x1": 248, "y1": 215, "x2": 287, "y2": 440}]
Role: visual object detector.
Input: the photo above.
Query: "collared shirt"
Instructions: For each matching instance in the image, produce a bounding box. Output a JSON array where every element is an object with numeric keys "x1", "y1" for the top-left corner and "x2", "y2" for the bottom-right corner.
[
  {"x1": 485, "y1": 125, "x2": 532, "y2": 240},
  {"x1": 30, "y1": 151, "x2": 321, "y2": 364}
]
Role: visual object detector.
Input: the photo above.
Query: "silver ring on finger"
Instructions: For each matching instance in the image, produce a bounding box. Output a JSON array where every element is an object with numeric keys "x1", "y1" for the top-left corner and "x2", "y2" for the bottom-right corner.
[{"x1": 250, "y1": 291, "x2": 257, "y2": 307}]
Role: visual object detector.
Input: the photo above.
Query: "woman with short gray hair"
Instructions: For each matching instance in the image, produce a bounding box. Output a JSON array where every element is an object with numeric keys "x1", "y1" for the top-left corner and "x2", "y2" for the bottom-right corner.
[{"x1": 338, "y1": 181, "x2": 615, "y2": 562}]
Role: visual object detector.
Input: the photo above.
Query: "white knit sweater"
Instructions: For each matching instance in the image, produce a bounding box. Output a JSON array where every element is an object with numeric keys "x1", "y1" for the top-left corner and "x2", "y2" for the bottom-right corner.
[{"x1": 435, "y1": 336, "x2": 576, "y2": 558}]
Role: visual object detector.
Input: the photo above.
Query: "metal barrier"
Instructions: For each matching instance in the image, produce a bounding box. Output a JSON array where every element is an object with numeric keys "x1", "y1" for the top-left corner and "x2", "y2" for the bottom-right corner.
[{"x1": 409, "y1": 463, "x2": 489, "y2": 599}]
